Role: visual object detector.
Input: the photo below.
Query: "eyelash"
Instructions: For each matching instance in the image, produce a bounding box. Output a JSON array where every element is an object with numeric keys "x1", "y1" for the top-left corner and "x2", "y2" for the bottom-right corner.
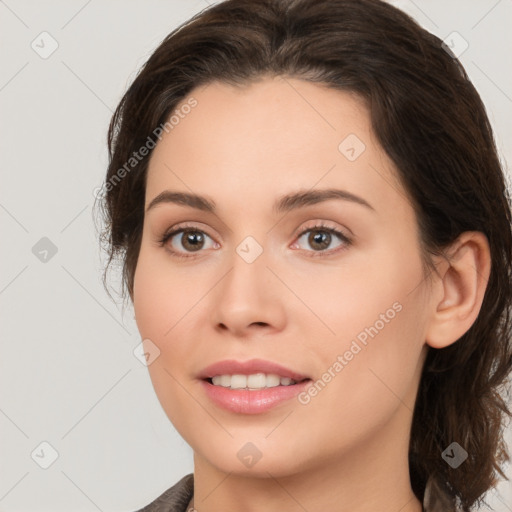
[{"x1": 157, "y1": 221, "x2": 353, "y2": 259}]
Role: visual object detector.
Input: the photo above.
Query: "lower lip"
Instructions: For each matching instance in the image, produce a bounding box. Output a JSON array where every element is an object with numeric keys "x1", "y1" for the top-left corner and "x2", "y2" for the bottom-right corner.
[{"x1": 200, "y1": 379, "x2": 312, "y2": 414}]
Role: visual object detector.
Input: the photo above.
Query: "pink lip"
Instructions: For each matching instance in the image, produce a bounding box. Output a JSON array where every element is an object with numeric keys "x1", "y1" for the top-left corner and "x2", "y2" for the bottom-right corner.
[
  {"x1": 197, "y1": 359, "x2": 312, "y2": 414},
  {"x1": 199, "y1": 379, "x2": 312, "y2": 414},
  {"x1": 198, "y1": 358, "x2": 310, "y2": 381}
]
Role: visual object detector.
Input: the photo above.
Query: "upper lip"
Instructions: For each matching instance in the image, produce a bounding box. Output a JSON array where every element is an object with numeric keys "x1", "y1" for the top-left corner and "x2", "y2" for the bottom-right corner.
[{"x1": 198, "y1": 359, "x2": 310, "y2": 382}]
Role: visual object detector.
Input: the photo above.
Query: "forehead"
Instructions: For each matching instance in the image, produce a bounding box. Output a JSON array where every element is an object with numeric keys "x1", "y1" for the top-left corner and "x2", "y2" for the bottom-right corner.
[{"x1": 145, "y1": 76, "x2": 409, "y2": 219}]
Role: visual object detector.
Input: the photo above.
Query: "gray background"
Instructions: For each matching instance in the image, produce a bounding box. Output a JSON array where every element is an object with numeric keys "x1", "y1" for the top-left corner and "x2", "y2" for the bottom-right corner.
[{"x1": 0, "y1": 0, "x2": 511, "y2": 510}]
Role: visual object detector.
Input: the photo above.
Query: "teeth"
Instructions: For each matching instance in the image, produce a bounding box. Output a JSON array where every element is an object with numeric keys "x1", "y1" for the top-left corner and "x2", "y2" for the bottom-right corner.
[{"x1": 211, "y1": 373, "x2": 297, "y2": 389}]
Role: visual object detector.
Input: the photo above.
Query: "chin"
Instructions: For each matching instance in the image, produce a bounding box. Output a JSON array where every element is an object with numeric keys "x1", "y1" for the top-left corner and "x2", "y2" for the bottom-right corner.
[{"x1": 193, "y1": 437, "x2": 313, "y2": 478}]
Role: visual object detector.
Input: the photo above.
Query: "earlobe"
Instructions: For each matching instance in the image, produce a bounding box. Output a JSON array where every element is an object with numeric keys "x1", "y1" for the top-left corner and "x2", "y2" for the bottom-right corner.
[{"x1": 425, "y1": 231, "x2": 491, "y2": 349}]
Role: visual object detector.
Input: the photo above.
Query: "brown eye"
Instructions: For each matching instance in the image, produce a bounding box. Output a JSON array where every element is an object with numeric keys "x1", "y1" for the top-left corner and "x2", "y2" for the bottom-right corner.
[
  {"x1": 307, "y1": 230, "x2": 332, "y2": 251},
  {"x1": 160, "y1": 227, "x2": 218, "y2": 257},
  {"x1": 294, "y1": 226, "x2": 350, "y2": 254},
  {"x1": 180, "y1": 230, "x2": 206, "y2": 252}
]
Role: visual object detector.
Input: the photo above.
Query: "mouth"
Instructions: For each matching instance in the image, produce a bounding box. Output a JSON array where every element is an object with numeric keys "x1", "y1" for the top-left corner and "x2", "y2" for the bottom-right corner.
[
  {"x1": 197, "y1": 359, "x2": 313, "y2": 413},
  {"x1": 198, "y1": 358, "x2": 311, "y2": 386},
  {"x1": 204, "y1": 373, "x2": 311, "y2": 390},
  {"x1": 200, "y1": 376, "x2": 312, "y2": 414}
]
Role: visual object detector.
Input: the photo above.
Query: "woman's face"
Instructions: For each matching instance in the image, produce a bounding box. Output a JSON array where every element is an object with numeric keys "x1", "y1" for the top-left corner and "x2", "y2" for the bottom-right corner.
[{"x1": 133, "y1": 76, "x2": 431, "y2": 477}]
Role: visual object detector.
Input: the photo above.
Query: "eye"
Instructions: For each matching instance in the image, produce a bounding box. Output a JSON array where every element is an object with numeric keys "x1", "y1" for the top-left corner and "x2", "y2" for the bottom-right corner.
[
  {"x1": 158, "y1": 221, "x2": 352, "y2": 259},
  {"x1": 291, "y1": 222, "x2": 352, "y2": 257},
  {"x1": 158, "y1": 223, "x2": 219, "y2": 258}
]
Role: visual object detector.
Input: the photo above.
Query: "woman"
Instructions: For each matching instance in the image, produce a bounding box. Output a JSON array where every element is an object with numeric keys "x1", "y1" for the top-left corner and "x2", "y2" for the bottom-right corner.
[{"x1": 97, "y1": 0, "x2": 512, "y2": 510}]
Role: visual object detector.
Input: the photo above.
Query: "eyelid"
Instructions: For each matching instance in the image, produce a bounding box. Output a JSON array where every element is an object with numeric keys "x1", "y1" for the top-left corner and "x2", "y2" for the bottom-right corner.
[
  {"x1": 161, "y1": 221, "x2": 216, "y2": 240},
  {"x1": 292, "y1": 219, "x2": 350, "y2": 240}
]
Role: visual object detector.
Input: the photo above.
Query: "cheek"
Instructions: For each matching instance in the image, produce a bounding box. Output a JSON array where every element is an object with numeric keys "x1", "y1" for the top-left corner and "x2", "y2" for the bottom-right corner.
[
  {"x1": 293, "y1": 240, "x2": 425, "y2": 346},
  {"x1": 133, "y1": 250, "x2": 198, "y2": 431},
  {"x1": 132, "y1": 245, "x2": 212, "y2": 383},
  {"x1": 133, "y1": 245, "x2": 192, "y2": 340},
  {"x1": 299, "y1": 242, "x2": 428, "y2": 405},
  {"x1": 133, "y1": 256, "x2": 166, "y2": 340}
]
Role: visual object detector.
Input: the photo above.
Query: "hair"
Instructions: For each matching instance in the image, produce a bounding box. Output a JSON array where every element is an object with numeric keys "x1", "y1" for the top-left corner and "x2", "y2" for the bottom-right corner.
[{"x1": 96, "y1": 0, "x2": 512, "y2": 509}]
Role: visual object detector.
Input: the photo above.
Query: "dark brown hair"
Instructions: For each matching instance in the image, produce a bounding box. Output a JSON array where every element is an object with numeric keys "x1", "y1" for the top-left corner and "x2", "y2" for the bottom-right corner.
[{"x1": 96, "y1": 0, "x2": 512, "y2": 509}]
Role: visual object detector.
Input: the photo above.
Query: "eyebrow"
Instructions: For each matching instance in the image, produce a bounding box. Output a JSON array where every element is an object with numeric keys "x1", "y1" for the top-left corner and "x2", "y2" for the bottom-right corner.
[{"x1": 145, "y1": 188, "x2": 376, "y2": 215}]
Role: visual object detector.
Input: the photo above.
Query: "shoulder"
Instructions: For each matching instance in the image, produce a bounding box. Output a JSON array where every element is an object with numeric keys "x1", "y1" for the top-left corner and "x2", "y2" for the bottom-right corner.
[{"x1": 134, "y1": 473, "x2": 194, "y2": 512}]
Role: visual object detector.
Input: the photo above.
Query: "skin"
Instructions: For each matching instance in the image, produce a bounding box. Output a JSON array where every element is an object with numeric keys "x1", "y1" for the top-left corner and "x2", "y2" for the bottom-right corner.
[{"x1": 132, "y1": 76, "x2": 491, "y2": 512}]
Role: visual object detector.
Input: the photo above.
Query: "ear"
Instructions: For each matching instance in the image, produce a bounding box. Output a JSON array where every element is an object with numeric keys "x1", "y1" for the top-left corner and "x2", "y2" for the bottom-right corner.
[{"x1": 425, "y1": 231, "x2": 491, "y2": 349}]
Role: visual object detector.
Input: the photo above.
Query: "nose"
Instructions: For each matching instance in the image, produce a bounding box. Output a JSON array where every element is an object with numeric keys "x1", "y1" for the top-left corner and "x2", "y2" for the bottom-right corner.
[{"x1": 210, "y1": 246, "x2": 287, "y2": 338}]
